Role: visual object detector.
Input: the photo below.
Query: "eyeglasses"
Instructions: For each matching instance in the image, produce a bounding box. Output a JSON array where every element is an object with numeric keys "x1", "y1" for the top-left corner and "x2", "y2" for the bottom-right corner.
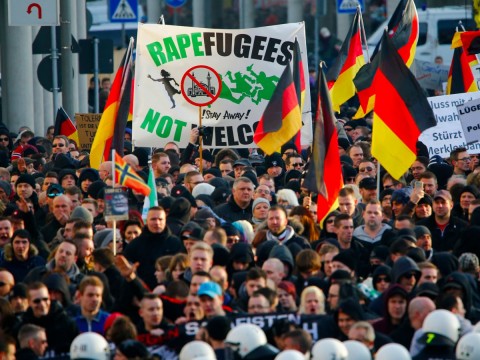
[
  {"x1": 0, "y1": 137, "x2": 9, "y2": 141},
  {"x1": 359, "y1": 166, "x2": 374, "y2": 173},
  {"x1": 458, "y1": 157, "x2": 471, "y2": 162},
  {"x1": 32, "y1": 297, "x2": 49, "y2": 304},
  {"x1": 256, "y1": 189, "x2": 270, "y2": 194},
  {"x1": 292, "y1": 163, "x2": 304, "y2": 167},
  {"x1": 52, "y1": 143, "x2": 65, "y2": 148}
]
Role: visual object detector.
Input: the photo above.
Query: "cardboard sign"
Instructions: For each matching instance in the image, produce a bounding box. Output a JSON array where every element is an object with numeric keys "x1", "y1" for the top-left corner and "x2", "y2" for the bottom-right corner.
[
  {"x1": 457, "y1": 96, "x2": 480, "y2": 145},
  {"x1": 75, "y1": 113, "x2": 101, "y2": 152},
  {"x1": 104, "y1": 188, "x2": 129, "y2": 221}
]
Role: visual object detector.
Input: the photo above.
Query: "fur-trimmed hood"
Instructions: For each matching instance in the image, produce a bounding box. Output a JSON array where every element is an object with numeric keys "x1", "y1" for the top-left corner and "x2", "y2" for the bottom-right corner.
[{"x1": 3, "y1": 242, "x2": 39, "y2": 261}]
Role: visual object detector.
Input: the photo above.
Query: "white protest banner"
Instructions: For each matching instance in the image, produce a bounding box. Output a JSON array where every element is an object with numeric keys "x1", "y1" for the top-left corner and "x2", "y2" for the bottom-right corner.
[
  {"x1": 132, "y1": 23, "x2": 312, "y2": 148},
  {"x1": 457, "y1": 97, "x2": 480, "y2": 145},
  {"x1": 419, "y1": 91, "x2": 480, "y2": 158}
]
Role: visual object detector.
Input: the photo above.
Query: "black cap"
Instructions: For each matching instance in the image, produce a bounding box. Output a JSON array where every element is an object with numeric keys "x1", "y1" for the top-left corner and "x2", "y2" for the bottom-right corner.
[
  {"x1": 264, "y1": 153, "x2": 285, "y2": 169},
  {"x1": 233, "y1": 159, "x2": 251, "y2": 168},
  {"x1": 359, "y1": 177, "x2": 377, "y2": 189}
]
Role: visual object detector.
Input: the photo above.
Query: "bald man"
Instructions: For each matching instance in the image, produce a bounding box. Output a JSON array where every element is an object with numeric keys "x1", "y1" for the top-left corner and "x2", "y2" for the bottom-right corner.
[
  {"x1": 262, "y1": 258, "x2": 286, "y2": 286},
  {"x1": 390, "y1": 296, "x2": 436, "y2": 348},
  {"x1": 408, "y1": 297, "x2": 437, "y2": 356},
  {"x1": 123, "y1": 154, "x2": 141, "y2": 172},
  {"x1": 0, "y1": 270, "x2": 14, "y2": 297}
]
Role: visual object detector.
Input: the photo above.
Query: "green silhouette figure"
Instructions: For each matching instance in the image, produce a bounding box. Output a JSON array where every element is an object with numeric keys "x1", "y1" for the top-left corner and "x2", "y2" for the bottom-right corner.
[
  {"x1": 218, "y1": 74, "x2": 249, "y2": 104},
  {"x1": 247, "y1": 64, "x2": 280, "y2": 105},
  {"x1": 225, "y1": 70, "x2": 255, "y2": 96},
  {"x1": 148, "y1": 69, "x2": 181, "y2": 108}
]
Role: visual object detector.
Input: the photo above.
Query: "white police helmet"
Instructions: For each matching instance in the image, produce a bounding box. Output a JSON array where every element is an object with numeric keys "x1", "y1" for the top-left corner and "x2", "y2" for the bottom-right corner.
[
  {"x1": 225, "y1": 323, "x2": 267, "y2": 358},
  {"x1": 274, "y1": 349, "x2": 305, "y2": 360},
  {"x1": 456, "y1": 332, "x2": 480, "y2": 359},
  {"x1": 375, "y1": 343, "x2": 411, "y2": 360},
  {"x1": 343, "y1": 340, "x2": 371, "y2": 360},
  {"x1": 70, "y1": 333, "x2": 109, "y2": 360},
  {"x1": 179, "y1": 340, "x2": 216, "y2": 360},
  {"x1": 422, "y1": 309, "x2": 461, "y2": 343},
  {"x1": 311, "y1": 338, "x2": 348, "y2": 360}
]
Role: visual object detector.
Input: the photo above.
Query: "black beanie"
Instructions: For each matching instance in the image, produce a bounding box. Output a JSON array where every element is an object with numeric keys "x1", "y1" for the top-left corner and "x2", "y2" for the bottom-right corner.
[{"x1": 15, "y1": 174, "x2": 35, "y2": 189}]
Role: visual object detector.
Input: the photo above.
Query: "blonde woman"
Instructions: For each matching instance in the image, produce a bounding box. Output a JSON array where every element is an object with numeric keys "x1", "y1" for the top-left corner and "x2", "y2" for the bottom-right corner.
[{"x1": 298, "y1": 286, "x2": 326, "y2": 315}]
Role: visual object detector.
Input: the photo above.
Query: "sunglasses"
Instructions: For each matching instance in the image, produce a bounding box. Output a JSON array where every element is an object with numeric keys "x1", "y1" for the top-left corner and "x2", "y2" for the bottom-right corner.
[
  {"x1": 0, "y1": 137, "x2": 9, "y2": 141},
  {"x1": 326, "y1": 219, "x2": 335, "y2": 224},
  {"x1": 47, "y1": 192, "x2": 62, "y2": 198},
  {"x1": 0, "y1": 282, "x2": 8, "y2": 287},
  {"x1": 227, "y1": 236, "x2": 240, "y2": 244},
  {"x1": 292, "y1": 163, "x2": 304, "y2": 167},
  {"x1": 376, "y1": 277, "x2": 390, "y2": 283},
  {"x1": 32, "y1": 297, "x2": 49, "y2": 304},
  {"x1": 52, "y1": 143, "x2": 65, "y2": 148},
  {"x1": 403, "y1": 273, "x2": 417, "y2": 279},
  {"x1": 346, "y1": 177, "x2": 356, "y2": 182},
  {"x1": 359, "y1": 166, "x2": 374, "y2": 173},
  {"x1": 344, "y1": 127, "x2": 353, "y2": 131}
]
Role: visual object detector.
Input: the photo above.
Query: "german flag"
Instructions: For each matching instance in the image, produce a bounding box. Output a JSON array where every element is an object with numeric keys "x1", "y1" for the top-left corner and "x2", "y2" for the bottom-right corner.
[
  {"x1": 288, "y1": 38, "x2": 305, "y2": 153},
  {"x1": 460, "y1": 30, "x2": 480, "y2": 56},
  {"x1": 253, "y1": 63, "x2": 302, "y2": 155},
  {"x1": 114, "y1": 152, "x2": 150, "y2": 196},
  {"x1": 90, "y1": 38, "x2": 134, "y2": 169},
  {"x1": 303, "y1": 65, "x2": 342, "y2": 225},
  {"x1": 447, "y1": 31, "x2": 479, "y2": 94},
  {"x1": 327, "y1": 7, "x2": 365, "y2": 113},
  {"x1": 371, "y1": 32, "x2": 436, "y2": 180},
  {"x1": 354, "y1": 0, "x2": 418, "y2": 118},
  {"x1": 54, "y1": 107, "x2": 79, "y2": 146}
]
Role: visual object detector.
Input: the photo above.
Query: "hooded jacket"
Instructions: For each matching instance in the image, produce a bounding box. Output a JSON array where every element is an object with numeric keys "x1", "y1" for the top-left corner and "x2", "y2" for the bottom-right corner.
[
  {"x1": 373, "y1": 284, "x2": 409, "y2": 336},
  {"x1": 0, "y1": 243, "x2": 45, "y2": 283},
  {"x1": 18, "y1": 300, "x2": 78, "y2": 355},
  {"x1": 441, "y1": 271, "x2": 480, "y2": 323},
  {"x1": 166, "y1": 198, "x2": 192, "y2": 236}
]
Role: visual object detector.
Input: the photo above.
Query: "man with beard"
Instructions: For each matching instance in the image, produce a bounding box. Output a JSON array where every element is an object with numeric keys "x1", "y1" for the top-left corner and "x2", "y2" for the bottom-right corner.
[
  {"x1": 353, "y1": 201, "x2": 391, "y2": 252},
  {"x1": 25, "y1": 240, "x2": 83, "y2": 286}
]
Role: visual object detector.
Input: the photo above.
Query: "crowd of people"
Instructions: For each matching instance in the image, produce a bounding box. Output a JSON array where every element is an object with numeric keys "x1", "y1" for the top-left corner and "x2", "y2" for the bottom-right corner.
[{"x1": 0, "y1": 109, "x2": 478, "y2": 360}]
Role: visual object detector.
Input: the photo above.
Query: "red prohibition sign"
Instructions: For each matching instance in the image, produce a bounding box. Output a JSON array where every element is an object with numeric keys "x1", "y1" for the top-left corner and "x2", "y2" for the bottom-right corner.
[{"x1": 181, "y1": 65, "x2": 222, "y2": 107}]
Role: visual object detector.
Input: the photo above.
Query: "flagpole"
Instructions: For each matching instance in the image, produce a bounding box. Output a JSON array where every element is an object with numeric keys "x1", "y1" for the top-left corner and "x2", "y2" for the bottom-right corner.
[
  {"x1": 358, "y1": 5, "x2": 370, "y2": 62},
  {"x1": 111, "y1": 149, "x2": 117, "y2": 256},
  {"x1": 198, "y1": 106, "x2": 203, "y2": 173}
]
